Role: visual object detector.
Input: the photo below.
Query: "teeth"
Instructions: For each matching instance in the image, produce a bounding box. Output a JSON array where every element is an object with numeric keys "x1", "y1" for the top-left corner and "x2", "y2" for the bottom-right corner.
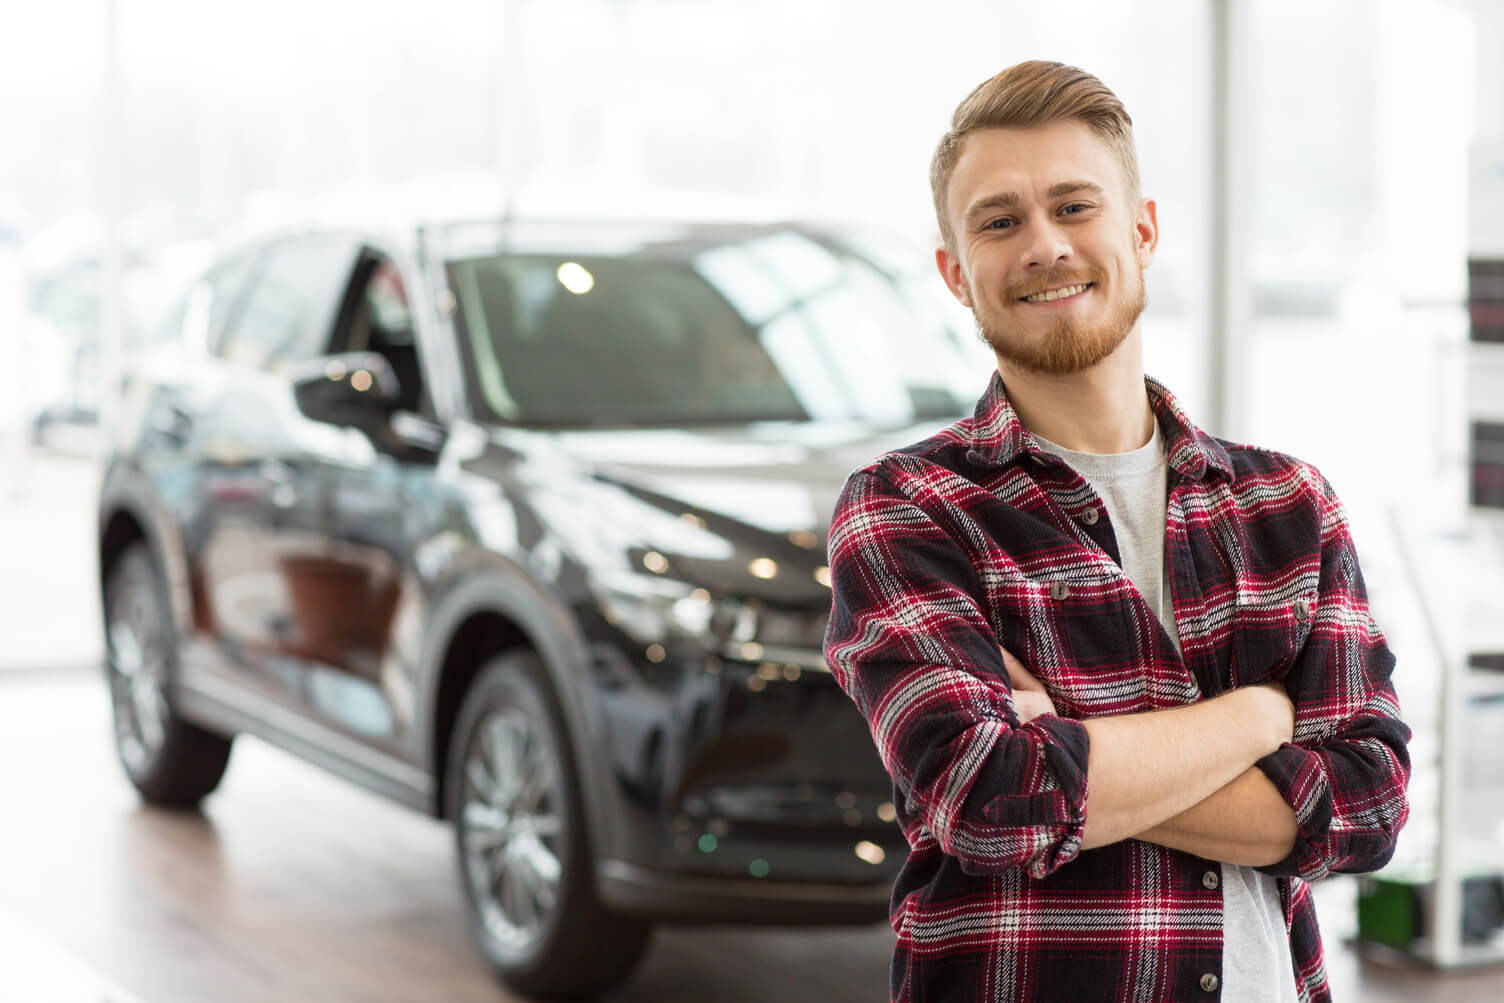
[{"x1": 1022, "y1": 283, "x2": 1089, "y2": 303}]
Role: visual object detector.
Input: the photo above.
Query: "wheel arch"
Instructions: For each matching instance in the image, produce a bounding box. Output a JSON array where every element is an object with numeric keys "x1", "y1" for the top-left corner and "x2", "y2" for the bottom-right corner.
[
  {"x1": 97, "y1": 469, "x2": 201, "y2": 659},
  {"x1": 429, "y1": 609, "x2": 531, "y2": 816},
  {"x1": 420, "y1": 573, "x2": 622, "y2": 861},
  {"x1": 99, "y1": 506, "x2": 151, "y2": 600}
]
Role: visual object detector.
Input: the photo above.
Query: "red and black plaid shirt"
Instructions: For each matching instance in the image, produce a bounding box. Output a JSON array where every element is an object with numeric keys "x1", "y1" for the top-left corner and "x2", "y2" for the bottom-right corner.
[{"x1": 824, "y1": 373, "x2": 1411, "y2": 1003}]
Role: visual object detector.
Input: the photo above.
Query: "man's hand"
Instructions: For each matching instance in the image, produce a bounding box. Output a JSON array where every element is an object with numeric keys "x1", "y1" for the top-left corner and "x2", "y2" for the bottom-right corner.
[
  {"x1": 1247, "y1": 681, "x2": 1296, "y2": 750},
  {"x1": 1000, "y1": 647, "x2": 1057, "y2": 723}
]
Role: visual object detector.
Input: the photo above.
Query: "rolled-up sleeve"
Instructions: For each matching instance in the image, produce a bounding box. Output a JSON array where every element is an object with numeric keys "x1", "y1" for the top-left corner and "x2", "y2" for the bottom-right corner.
[
  {"x1": 1256, "y1": 473, "x2": 1411, "y2": 881},
  {"x1": 823, "y1": 469, "x2": 1090, "y2": 879}
]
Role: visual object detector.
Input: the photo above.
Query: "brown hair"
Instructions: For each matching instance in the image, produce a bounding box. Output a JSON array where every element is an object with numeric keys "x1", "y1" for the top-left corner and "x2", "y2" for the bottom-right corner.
[{"x1": 930, "y1": 61, "x2": 1140, "y2": 249}]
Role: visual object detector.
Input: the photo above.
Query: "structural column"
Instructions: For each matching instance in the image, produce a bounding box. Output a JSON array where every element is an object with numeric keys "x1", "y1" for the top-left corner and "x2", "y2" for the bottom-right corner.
[{"x1": 1208, "y1": 0, "x2": 1252, "y2": 442}]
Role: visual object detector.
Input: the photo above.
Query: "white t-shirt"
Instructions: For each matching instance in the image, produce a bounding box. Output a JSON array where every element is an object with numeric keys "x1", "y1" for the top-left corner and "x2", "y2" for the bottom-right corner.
[{"x1": 1036, "y1": 422, "x2": 1297, "y2": 1003}]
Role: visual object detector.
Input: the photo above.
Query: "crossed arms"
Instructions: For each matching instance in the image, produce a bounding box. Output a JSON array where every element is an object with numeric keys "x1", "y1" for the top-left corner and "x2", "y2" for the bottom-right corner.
[
  {"x1": 1005, "y1": 647, "x2": 1299, "y2": 866},
  {"x1": 823, "y1": 468, "x2": 1412, "y2": 881}
]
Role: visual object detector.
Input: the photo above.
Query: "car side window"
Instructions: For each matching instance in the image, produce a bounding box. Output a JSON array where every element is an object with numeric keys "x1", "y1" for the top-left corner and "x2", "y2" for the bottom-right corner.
[
  {"x1": 215, "y1": 237, "x2": 355, "y2": 373},
  {"x1": 326, "y1": 253, "x2": 431, "y2": 417},
  {"x1": 202, "y1": 251, "x2": 260, "y2": 350}
]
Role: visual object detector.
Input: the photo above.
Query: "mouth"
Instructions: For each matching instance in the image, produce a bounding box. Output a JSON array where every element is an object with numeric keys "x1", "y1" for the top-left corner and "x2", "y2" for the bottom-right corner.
[{"x1": 1017, "y1": 282, "x2": 1093, "y2": 304}]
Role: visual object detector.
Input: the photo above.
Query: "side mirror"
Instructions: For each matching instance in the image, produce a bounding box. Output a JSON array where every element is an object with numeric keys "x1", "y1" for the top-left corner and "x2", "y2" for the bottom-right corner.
[{"x1": 291, "y1": 352, "x2": 401, "y2": 430}]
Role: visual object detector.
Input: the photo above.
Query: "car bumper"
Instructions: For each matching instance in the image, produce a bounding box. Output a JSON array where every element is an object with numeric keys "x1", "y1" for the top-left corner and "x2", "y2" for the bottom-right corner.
[{"x1": 597, "y1": 859, "x2": 893, "y2": 925}]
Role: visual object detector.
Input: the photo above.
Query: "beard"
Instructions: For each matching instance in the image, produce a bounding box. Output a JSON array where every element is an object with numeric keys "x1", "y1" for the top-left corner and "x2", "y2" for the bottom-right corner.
[{"x1": 974, "y1": 265, "x2": 1146, "y2": 376}]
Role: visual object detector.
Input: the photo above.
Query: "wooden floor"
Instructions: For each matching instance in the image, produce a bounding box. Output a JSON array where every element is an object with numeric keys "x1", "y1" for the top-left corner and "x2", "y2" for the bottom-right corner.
[{"x1": 2, "y1": 667, "x2": 1502, "y2": 1003}]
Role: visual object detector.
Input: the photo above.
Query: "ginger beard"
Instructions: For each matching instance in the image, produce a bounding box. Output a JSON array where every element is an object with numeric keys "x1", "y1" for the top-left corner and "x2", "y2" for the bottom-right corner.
[{"x1": 971, "y1": 263, "x2": 1146, "y2": 376}]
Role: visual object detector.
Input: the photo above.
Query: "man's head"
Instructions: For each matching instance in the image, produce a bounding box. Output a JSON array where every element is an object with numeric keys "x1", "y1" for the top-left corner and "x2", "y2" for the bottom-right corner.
[
  {"x1": 931, "y1": 62, "x2": 1141, "y2": 250},
  {"x1": 931, "y1": 61, "x2": 1158, "y2": 377}
]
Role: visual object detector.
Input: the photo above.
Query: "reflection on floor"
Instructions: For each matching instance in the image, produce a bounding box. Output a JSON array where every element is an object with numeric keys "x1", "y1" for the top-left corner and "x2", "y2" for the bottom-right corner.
[{"x1": 0, "y1": 906, "x2": 144, "y2": 1003}]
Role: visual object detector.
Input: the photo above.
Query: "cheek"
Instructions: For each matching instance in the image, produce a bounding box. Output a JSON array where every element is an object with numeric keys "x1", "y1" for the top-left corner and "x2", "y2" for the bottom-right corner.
[{"x1": 967, "y1": 263, "x2": 1006, "y2": 305}]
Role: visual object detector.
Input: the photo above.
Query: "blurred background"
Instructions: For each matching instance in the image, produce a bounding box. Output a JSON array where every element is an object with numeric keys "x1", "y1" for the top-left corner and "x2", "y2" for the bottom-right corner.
[
  {"x1": 1, "y1": 0, "x2": 1502, "y2": 1000},
  {"x1": 0, "y1": 0, "x2": 1478, "y2": 488}
]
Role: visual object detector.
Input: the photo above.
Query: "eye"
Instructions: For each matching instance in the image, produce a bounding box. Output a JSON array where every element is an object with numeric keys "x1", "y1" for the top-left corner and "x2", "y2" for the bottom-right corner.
[
  {"x1": 1060, "y1": 203, "x2": 1091, "y2": 216},
  {"x1": 985, "y1": 218, "x2": 1014, "y2": 231}
]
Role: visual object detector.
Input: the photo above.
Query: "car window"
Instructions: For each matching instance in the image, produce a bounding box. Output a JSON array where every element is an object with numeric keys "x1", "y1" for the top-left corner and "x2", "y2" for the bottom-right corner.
[
  {"x1": 216, "y1": 237, "x2": 355, "y2": 373},
  {"x1": 448, "y1": 232, "x2": 979, "y2": 427},
  {"x1": 453, "y1": 252, "x2": 807, "y2": 425},
  {"x1": 203, "y1": 251, "x2": 261, "y2": 351},
  {"x1": 327, "y1": 254, "x2": 430, "y2": 416}
]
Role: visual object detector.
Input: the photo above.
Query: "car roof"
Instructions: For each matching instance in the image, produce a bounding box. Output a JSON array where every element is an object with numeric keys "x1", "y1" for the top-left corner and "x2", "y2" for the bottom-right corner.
[
  {"x1": 206, "y1": 213, "x2": 934, "y2": 284},
  {"x1": 416, "y1": 218, "x2": 835, "y2": 264}
]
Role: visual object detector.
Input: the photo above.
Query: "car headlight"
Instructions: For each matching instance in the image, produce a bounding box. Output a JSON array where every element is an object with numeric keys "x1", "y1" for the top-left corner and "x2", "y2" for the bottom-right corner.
[{"x1": 590, "y1": 572, "x2": 829, "y2": 666}]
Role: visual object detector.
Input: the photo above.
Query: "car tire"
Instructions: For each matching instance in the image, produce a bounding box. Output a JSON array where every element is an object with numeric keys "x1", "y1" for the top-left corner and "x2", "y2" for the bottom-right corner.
[
  {"x1": 104, "y1": 542, "x2": 233, "y2": 807},
  {"x1": 447, "y1": 650, "x2": 652, "y2": 1000}
]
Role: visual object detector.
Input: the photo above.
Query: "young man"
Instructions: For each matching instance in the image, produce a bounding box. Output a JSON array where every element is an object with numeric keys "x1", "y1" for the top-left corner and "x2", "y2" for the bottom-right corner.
[{"x1": 823, "y1": 61, "x2": 1411, "y2": 1003}]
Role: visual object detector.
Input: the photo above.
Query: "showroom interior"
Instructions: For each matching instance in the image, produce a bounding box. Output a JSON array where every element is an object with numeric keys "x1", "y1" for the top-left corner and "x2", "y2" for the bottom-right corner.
[{"x1": 1, "y1": 0, "x2": 1503, "y2": 1000}]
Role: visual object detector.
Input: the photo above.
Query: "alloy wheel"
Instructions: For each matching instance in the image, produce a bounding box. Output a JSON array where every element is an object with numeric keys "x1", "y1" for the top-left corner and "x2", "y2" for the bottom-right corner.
[
  {"x1": 107, "y1": 578, "x2": 170, "y2": 775},
  {"x1": 460, "y1": 706, "x2": 565, "y2": 955}
]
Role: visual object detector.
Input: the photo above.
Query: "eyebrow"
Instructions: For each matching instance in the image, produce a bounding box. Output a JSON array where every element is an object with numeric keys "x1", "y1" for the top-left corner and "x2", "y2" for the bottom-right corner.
[{"x1": 964, "y1": 180, "x2": 1106, "y2": 221}]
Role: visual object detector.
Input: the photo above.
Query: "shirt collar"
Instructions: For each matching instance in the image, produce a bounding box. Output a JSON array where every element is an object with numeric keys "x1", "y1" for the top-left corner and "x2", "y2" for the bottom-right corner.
[{"x1": 964, "y1": 370, "x2": 1233, "y2": 482}]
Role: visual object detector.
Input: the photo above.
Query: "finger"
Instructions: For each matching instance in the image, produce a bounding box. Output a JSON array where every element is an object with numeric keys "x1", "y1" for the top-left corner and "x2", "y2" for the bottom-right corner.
[
  {"x1": 998, "y1": 646, "x2": 1043, "y2": 690},
  {"x1": 1012, "y1": 690, "x2": 1057, "y2": 725}
]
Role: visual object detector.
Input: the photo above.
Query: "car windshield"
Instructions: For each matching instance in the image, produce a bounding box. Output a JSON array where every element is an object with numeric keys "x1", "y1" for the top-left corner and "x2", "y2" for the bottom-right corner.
[{"x1": 446, "y1": 229, "x2": 989, "y2": 427}]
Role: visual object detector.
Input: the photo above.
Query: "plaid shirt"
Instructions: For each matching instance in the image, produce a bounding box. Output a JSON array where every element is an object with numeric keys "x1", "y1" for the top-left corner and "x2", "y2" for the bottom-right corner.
[{"x1": 824, "y1": 373, "x2": 1411, "y2": 1003}]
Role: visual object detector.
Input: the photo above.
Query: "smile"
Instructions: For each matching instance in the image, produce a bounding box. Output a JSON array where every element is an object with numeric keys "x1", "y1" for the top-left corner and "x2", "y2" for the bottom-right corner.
[{"x1": 1020, "y1": 283, "x2": 1092, "y2": 303}]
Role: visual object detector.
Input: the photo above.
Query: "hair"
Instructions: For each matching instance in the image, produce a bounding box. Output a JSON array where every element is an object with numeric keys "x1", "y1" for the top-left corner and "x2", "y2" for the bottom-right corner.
[{"x1": 929, "y1": 61, "x2": 1140, "y2": 250}]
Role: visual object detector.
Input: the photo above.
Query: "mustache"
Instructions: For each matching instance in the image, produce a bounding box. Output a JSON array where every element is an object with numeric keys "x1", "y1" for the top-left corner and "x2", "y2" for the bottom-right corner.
[{"x1": 1008, "y1": 268, "x2": 1106, "y2": 302}]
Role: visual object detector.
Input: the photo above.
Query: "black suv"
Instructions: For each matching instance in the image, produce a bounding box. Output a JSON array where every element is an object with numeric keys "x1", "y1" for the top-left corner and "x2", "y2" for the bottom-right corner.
[{"x1": 97, "y1": 219, "x2": 983, "y2": 997}]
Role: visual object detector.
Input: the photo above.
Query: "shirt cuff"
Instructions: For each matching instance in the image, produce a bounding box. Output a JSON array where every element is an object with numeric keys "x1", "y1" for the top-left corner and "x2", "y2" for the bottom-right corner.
[
  {"x1": 1021, "y1": 713, "x2": 1092, "y2": 873},
  {"x1": 1254, "y1": 743, "x2": 1333, "y2": 881}
]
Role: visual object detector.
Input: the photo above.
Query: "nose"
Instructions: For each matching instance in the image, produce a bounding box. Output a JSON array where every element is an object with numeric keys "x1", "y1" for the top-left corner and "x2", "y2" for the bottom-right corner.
[{"x1": 1021, "y1": 218, "x2": 1072, "y2": 270}]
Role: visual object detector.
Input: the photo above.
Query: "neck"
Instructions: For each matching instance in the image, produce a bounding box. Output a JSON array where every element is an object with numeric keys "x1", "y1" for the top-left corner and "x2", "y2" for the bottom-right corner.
[{"x1": 996, "y1": 327, "x2": 1154, "y2": 454}]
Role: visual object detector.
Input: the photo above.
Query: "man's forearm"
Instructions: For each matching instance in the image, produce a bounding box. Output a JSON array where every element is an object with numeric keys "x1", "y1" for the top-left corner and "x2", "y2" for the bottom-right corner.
[
  {"x1": 1135, "y1": 766, "x2": 1298, "y2": 866},
  {"x1": 1079, "y1": 686, "x2": 1289, "y2": 850}
]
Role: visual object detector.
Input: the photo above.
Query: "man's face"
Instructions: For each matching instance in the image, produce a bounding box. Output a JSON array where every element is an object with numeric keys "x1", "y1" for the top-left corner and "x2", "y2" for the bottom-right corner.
[{"x1": 936, "y1": 120, "x2": 1158, "y2": 376}]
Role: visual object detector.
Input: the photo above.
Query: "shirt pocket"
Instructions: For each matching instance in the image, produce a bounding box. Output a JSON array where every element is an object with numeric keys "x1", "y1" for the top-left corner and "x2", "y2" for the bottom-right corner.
[
  {"x1": 984, "y1": 572, "x2": 1136, "y2": 720},
  {"x1": 1231, "y1": 585, "x2": 1318, "y2": 687}
]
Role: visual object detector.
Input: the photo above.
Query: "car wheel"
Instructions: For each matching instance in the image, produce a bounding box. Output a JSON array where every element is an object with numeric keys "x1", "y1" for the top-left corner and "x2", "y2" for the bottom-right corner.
[
  {"x1": 104, "y1": 542, "x2": 233, "y2": 807},
  {"x1": 447, "y1": 651, "x2": 651, "y2": 999}
]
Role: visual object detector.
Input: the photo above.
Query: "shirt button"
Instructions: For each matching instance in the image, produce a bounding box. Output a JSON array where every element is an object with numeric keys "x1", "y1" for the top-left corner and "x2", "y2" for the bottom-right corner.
[
  {"x1": 1200, "y1": 973, "x2": 1219, "y2": 993},
  {"x1": 1202, "y1": 869, "x2": 1219, "y2": 890},
  {"x1": 1050, "y1": 581, "x2": 1071, "y2": 601},
  {"x1": 1081, "y1": 507, "x2": 1099, "y2": 526},
  {"x1": 1293, "y1": 598, "x2": 1312, "y2": 621}
]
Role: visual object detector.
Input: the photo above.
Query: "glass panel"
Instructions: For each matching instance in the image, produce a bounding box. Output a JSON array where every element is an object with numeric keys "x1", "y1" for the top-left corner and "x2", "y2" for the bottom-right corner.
[
  {"x1": 216, "y1": 237, "x2": 352, "y2": 372},
  {"x1": 1243, "y1": 0, "x2": 1471, "y2": 498}
]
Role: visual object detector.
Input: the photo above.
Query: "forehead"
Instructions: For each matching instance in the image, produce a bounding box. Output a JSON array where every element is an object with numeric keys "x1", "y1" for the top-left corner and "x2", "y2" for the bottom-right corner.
[{"x1": 947, "y1": 120, "x2": 1127, "y2": 215}]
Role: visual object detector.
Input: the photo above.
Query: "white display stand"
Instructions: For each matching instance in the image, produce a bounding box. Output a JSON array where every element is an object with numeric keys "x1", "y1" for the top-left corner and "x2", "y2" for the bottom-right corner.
[{"x1": 1385, "y1": 507, "x2": 1504, "y2": 968}]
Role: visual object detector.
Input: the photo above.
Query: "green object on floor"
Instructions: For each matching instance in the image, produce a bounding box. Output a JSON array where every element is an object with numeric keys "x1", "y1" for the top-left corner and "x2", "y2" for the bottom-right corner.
[
  {"x1": 1356, "y1": 867, "x2": 1504, "y2": 951},
  {"x1": 1356, "y1": 875, "x2": 1421, "y2": 949}
]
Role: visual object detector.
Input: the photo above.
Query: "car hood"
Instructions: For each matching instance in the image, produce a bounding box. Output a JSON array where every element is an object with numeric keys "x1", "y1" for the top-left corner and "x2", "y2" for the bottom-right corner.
[
  {"x1": 554, "y1": 420, "x2": 945, "y2": 533},
  {"x1": 482, "y1": 418, "x2": 956, "y2": 603}
]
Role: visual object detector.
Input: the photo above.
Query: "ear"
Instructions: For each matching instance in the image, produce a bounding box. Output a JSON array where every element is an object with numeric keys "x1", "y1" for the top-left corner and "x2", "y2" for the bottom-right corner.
[
  {"x1": 1134, "y1": 198, "x2": 1159, "y2": 269},
  {"x1": 935, "y1": 244, "x2": 973, "y2": 307}
]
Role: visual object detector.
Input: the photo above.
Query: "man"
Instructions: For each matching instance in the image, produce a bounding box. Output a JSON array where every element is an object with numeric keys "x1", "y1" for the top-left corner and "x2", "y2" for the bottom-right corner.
[{"x1": 823, "y1": 61, "x2": 1410, "y2": 1003}]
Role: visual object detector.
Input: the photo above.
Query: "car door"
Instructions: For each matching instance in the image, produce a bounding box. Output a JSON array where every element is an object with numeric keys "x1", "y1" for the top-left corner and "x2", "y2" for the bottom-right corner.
[
  {"x1": 271, "y1": 247, "x2": 448, "y2": 755},
  {"x1": 187, "y1": 235, "x2": 365, "y2": 708}
]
